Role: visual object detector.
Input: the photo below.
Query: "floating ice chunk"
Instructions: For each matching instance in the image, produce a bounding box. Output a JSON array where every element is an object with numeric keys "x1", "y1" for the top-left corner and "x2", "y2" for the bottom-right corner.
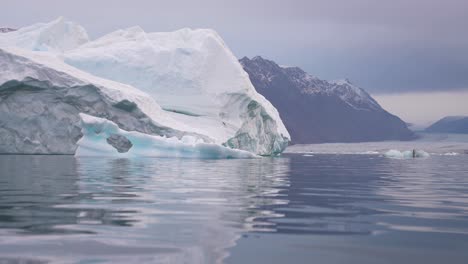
[
  {"x1": 357, "y1": 151, "x2": 380, "y2": 155},
  {"x1": 414, "y1": 150, "x2": 430, "y2": 158},
  {"x1": 384, "y1": 150, "x2": 405, "y2": 159},
  {"x1": 384, "y1": 149, "x2": 429, "y2": 159},
  {"x1": 76, "y1": 114, "x2": 256, "y2": 159},
  {"x1": 443, "y1": 152, "x2": 459, "y2": 156}
]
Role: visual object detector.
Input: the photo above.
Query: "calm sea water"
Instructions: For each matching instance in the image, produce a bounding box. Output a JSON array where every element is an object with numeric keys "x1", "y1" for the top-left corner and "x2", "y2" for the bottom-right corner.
[{"x1": 0, "y1": 152, "x2": 468, "y2": 263}]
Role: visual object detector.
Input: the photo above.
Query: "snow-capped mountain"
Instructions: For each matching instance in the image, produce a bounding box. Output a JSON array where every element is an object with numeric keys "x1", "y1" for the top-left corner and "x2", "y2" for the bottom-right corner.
[
  {"x1": 0, "y1": 18, "x2": 289, "y2": 157},
  {"x1": 425, "y1": 116, "x2": 468, "y2": 134},
  {"x1": 240, "y1": 56, "x2": 415, "y2": 143}
]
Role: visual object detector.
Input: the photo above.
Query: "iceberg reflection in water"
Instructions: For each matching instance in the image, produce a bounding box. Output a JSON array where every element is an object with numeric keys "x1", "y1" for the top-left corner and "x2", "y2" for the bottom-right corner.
[
  {"x1": 0, "y1": 156, "x2": 290, "y2": 263},
  {"x1": 0, "y1": 154, "x2": 468, "y2": 263}
]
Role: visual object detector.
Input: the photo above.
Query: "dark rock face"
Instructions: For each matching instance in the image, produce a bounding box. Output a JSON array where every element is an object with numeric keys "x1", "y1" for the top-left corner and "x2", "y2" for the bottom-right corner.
[
  {"x1": 106, "y1": 134, "x2": 133, "y2": 153},
  {"x1": 425, "y1": 116, "x2": 468, "y2": 134},
  {"x1": 0, "y1": 28, "x2": 16, "y2": 33},
  {"x1": 240, "y1": 56, "x2": 415, "y2": 144}
]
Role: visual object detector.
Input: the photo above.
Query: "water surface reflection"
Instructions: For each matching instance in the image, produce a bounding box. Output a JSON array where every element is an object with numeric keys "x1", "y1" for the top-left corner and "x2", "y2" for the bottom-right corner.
[
  {"x1": 0, "y1": 156, "x2": 290, "y2": 263},
  {"x1": 0, "y1": 154, "x2": 468, "y2": 263}
]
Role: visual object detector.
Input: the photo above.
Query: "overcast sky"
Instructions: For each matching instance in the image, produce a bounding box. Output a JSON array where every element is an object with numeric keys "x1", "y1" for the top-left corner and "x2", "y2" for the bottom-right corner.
[
  {"x1": 375, "y1": 91, "x2": 468, "y2": 128},
  {"x1": 3, "y1": 0, "x2": 467, "y2": 95}
]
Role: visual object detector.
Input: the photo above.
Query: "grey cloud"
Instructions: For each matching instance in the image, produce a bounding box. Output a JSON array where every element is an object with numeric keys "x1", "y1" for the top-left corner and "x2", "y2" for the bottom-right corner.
[{"x1": 2, "y1": 0, "x2": 468, "y2": 93}]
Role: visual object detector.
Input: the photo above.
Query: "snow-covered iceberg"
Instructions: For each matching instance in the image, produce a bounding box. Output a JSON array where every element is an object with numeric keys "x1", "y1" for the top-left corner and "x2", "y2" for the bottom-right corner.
[
  {"x1": 0, "y1": 17, "x2": 89, "y2": 52},
  {"x1": 63, "y1": 25, "x2": 289, "y2": 155},
  {"x1": 0, "y1": 18, "x2": 290, "y2": 157}
]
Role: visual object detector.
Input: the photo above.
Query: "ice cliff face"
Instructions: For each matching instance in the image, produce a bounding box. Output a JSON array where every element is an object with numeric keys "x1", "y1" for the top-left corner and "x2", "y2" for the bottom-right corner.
[
  {"x1": 0, "y1": 18, "x2": 289, "y2": 156},
  {"x1": 0, "y1": 47, "x2": 199, "y2": 154},
  {"x1": 64, "y1": 27, "x2": 289, "y2": 155},
  {"x1": 240, "y1": 56, "x2": 414, "y2": 144}
]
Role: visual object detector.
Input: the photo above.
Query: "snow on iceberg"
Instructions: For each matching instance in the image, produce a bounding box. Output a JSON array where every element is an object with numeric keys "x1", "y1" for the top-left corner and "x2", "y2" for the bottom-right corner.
[
  {"x1": 64, "y1": 25, "x2": 290, "y2": 155},
  {"x1": 0, "y1": 17, "x2": 88, "y2": 52},
  {"x1": 0, "y1": 18, "x2": 290, "y2": 157},
  {"x1": 384, "y1": 150, "x2": 430, "y2": 159}
]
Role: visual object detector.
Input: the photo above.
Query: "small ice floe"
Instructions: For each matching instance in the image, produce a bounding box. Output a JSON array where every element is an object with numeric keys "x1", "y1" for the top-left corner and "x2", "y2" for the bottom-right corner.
[
  {"x1": 357, "y1": 151, "x2": 380, "y2": 155},
  {"x1": 302, "y1": 154, "x2": 314, "y2": 157},
  {"x1": 443, "y1": 152, "x2": 459, "y2": 156},
  {"x1": 384, "y1": 149, "x2": 430, "y2": 159}
]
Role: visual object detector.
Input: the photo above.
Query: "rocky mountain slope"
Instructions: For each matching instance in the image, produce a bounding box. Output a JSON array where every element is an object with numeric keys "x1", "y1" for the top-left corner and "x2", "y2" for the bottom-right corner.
[
  {"x1": 425, "y1": 116, "x2": 468, "y2": 134},
  {"x1": 240, "y1": 56, "x2": 415, "y2": 144}
]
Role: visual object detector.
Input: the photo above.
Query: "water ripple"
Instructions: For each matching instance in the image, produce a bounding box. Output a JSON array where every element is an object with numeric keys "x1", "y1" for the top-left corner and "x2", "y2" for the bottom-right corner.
[{"x1": 0, "y1": 154, "x2": 467, "y2": 263}]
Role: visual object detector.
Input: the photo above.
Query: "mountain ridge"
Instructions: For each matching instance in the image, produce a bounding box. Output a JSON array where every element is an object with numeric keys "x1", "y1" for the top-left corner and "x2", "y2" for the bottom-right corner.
[
  {"x1": 425, "y1": 116, "x2": 468, "y2": 134},
  {"x1": 240, "y1": 56, "x2": 415, "y2": 144}
]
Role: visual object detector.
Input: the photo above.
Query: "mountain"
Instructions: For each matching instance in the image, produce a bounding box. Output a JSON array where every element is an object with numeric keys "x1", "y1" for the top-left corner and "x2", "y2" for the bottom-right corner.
[
  {"x1": 240, "y1": 56, "x2": 415, "y2": 144},
  {"x1": 425, "y1": 116, "x2": 468, "y2": 134},
  {"x1": 0, "y1": 18, "x2": 289, "y2": 157},
  {"x1": 0, "y1": 28, "x2": 16, "y2": 33}
]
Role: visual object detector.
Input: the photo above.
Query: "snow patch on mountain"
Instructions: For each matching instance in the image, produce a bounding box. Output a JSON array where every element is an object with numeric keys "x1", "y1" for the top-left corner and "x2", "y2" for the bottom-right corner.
[
  {"x1": 241, "y1": 56, "x2": 380, "y2": 111},
  {"x1": 329, "y1": 79, "x2": 381, "y2": 111}
]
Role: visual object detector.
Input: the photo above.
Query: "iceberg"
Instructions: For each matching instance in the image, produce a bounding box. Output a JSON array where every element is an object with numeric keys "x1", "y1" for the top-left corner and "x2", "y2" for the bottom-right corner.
[
  {"x1": 384, "y1": 149, "x2": 430, "y2": 159},
  {"x1": 0, "y1": 18, "x2": 290, "y2": 157},
  {"x1": 64, "y1": 26, "x2": 289, "y2": 155}
]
